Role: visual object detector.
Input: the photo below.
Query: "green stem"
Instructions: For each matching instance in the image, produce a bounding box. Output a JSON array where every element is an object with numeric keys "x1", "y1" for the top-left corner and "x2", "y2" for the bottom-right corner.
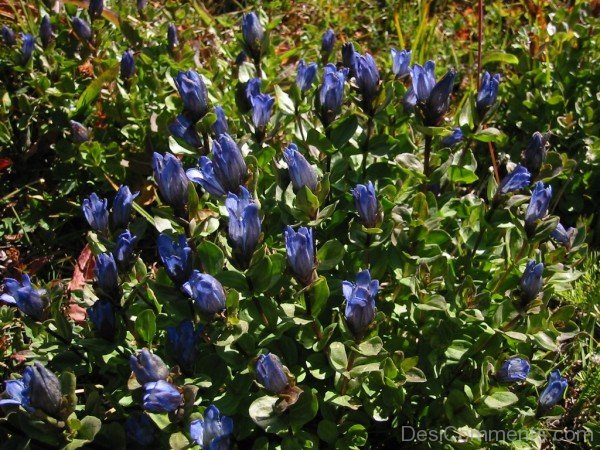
[
  {"x1": 360, "y1": 116, "x2": 374, "y2": 179},
  {"x1": 423, "y1": 134, "x2": 432, "y2": 178},
  {"x1": 340, "y1": 347, "x2": 358, "y2": 395}
]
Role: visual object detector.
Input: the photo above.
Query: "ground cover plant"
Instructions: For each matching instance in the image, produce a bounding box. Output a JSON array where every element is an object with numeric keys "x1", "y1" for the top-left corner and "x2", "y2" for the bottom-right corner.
[{"x1": 0, "y1": 0, "x2": 599, "y2": 449}]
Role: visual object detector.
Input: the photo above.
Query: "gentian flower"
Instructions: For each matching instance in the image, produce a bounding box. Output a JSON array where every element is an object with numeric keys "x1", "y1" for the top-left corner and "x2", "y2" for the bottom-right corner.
[
  {"x1": 0, "y1": 380, "x2": 27, "y2": 410},
  {"x1": 167, "y1": 23, "x2": 178, "y2": 52},
  {"x1": 524, "y1": 181, "x2": 552, "y2": 227},
  {"x1": 225, "y1": 187, "x2": 261, "y2": 267},
  {"x1": 497, "y1": 164, "x2": 531, "y2": 195},
  {"x1": 538, "y1": 370, "x2": 568, "y2": 410},
  {"x1": 343, "y1": 269, "x2": 378, "y2": 337},
  {"x1": 496, "y1": 357, "x2": 530, "y2": 382},
  {"x1": 296, "y1": 60, "x2": 318, "y2": 92},
  {"x1": 88, "y1": 0, "x2": 104, "y2": 20},
  {"x1": 440, "y1": 127, "x2": 463, "y2": 147},
  {"x1": 353, "y1": 52, "x2": 380, "y2": 112},
  {"x1": 72, "y1": 17, "x2": 92, "y2": 42},
  {"x1": 20, "y1": 33, "x2": 34, "y2": 64},
  {"x1": 519, "y1": 259, "x2": 544, "y2": 303},
  {"x1": 255, "y1": 353, "x2": 290, "y2": 394},
  {"x1": 186, "y1": 157, "x2": 227, "y2": 197},
  {"x1": 120, "y1": 50, "x2": 135, "y2": 80},
  {"x1": 341, "y1": 42, "x2": 357, "y2": 75},
  {"x1": 168, "y1": 114, "x2": 202, "y2": 148},
  {"x1": 212, "y1": 105, "x2": 229, "y2": 137},
  {"x1": 523, "y1": 131, "x2": 548, "y2": 175},
  {"x1": 142, "y1": 380, "x2": 182, "y2": 413},
  {"x1": 250, "y1": 93, "x2": 274, "y2": 129},
  {"x1": 130, "y1": 348, "x2": 169, "y2": 385},
  {"x1": 152, "y1": 152, "x2": 189, "y2": 211},
  {"x1": 1, "y1": 26, "x2": 16, "y2": 46},
  {"x1": 551, "y1": 223, "x2": 575, "y2": 247},
  {"x1": 157, "y1": 234, "x2": 193, "y2": 285},
  {"x1": 114, "y1": 230, "x2": 137, "y2": 265},
  {"x1": 112, "y1": 185, "x2": 139, "y2": 229},
  {"x1": 166, "y1": 320, "x2": 202, "y2": 373},
  {"x1": 476, "y1": 72, "x2": 501, "y2": 116},
  {"x1": 94, "y1": 253, "x2": 118, "y2": 296},
  {"x1": 40, "y1": 16, "x2": 53, "y2": 48},
  {"x1": 246, "y1": 78, "x2": 262, "y2": 101},
  {"x1": 391, "y1": 48, "x2": 411, "y2": 78},
  {"x1": 70, "y1": 120, "x2": 90, "y2": 142},
  {"x1": 88, "y1": 299, "x2": 116, "y2": 340},
  {"x1": 241, "y1": 12, "x2": 264, "y2": 60},
  {"x1": 284, "y1": 226, "x2": 316, "y2": 286},
  {"x1": 283, "y1": 143, "x2": 318, "y2": 193},
  {"x1": 321, "y1": 29, "x2": 335, "y2": 55},
  {"x1": 183, "y1": 271, "x2": 227, "y2": 315},
  {"x1": 351, "y1": 182, "x2": 379, "y2": 228},
  {"x1": 82, "y1": 193, "x2": 109, "y2": 232},
  {"x1": 0, "y1": 274, "x2": 48, "y2": 321},
  {"x1": 319, "y1": 64, "x2": 349, "y2": 127},
  {"x1": 235, "y1": 50, "x2": 247, "y2": 65},
  {"x1": 190, "y1": 405, "x2": 233, "y2": 449},
  {"x1": 125, "y1": 414, "x2": 157, "y2": 447},
  {"x1": 409, "y1": 61, "x2": 456, "y2": 125},
  {"x1": 174, "y1": 70, "x2": 209, "y2": 120}
]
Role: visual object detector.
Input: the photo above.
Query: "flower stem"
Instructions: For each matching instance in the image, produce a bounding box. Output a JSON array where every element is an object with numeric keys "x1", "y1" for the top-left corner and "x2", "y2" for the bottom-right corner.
[
  {"x1": 340, "y1": 347, "x2": 358, "y2": 395},
  {"x1": 360, "y1": 116, "x2": 375, "y2": 180},
  {"x1": 423, "y1": 134, "x2": 432, "y2": 178}
]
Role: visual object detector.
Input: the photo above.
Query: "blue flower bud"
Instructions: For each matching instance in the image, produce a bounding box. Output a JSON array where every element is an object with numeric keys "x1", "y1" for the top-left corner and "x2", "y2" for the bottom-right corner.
[
  {"x1": 0, "y1": 379, "x2": 27, "y2": 409},
  {"x1": 174, "y1": 70, "x2": 209, "y2": 120},
  {"x1": 319, "y1": 64, "x2": 349, "y2": 127},
  {"x1": 341, "y1": 42, "x2": 357, "y2": 73},
  {"x1": 22, "y1": 362, "x2": 62, "y2": 416},
  {"x1": 88, "y1": 299, "x2": 116, "y2": 340},
  {"x1": 246, "y1": 78, "x2": 262, "y2": 101},
  {"x1": 538, "y1": 370, "x2": 567, "y2": 410},
  {"x1": 212, "y1": 105, "x2": 229, "y2": 137},
  {"x1": 440, "y1": 127, "x2": 463, "y2": 147},
  {"x1": 125, "y1": 414, "x2": 157, "y2": 446},
  {"x1": 476, "y1": 71, "x2": 501, "y2": 116},
  {"x1": 425, "y1": 68, "x2": 456, "y2": 125},
  {"x1": 82, "y1": 192, "x2": 109, "y2": 232},
  {"x1": 321, "y1": 29, "x2": 335, "y2": 55},
  {"x1": 168, "y1": 114, "x2": 202, "y2": 148},
  {"x1": 114, "y1": 230, "x2": 137, "y2": 265},
  {"x1": 157, "y1": 234, "x2": 192, "y2": 285},
  {"x1": 120, "y1": 50, "x2": 135, "y2": 80},
  {"x1": 256, "y1": 353, "x2": 290, "y2": 394},
  {"x1": 241, "y1": 12, "x2": 264, "y2": 59},
  {"x1": 1, "y1": 274, "x2": 48, "y2": 320},
  {"x1": 523, "y1": 131, "x2": 548, "y2": 175},
  {"x1": 235, "y1": 50, "x2": 247, "y2": 65},
  {"x1": 187, "y1": 156, "x2": 227, "y2": 197},
  {"x1": 525, "y1": 181, "x2": 552, "y2": 226},
  {"x1": 166, "y1": 320, "x2": 202, "y2": 373},
  {"x1": 520, "y1": 259, "x2": 544, "y2": 303},
  {"x1": 130, "y1": 348, "x2": 169, "y2": 385},
  {"x1": 250, "y1": 93, "x2": 274, "y2": 129},
  {"x1": 391, "y1": 48, "x2": 411, "y2": 78},
  {"x1": 88, "y1": 0, "x2": 104, "y2": 20},
  {"x1": 343, "y1": 269, "x2": 378, "y2": 337},
  {"x1": 353, "y1": 52, "x2": 380, "y2": 110},
  {"x1": 20, "y1": 33, "x2": 34, "y2": 65},
  {"x1": 167, "y1": 23, "x2": 178, "y2": 52},
  {"x1": 183, "y1": 271, "x2": 227, "y2": 315},
  {"x1": 1, "y1": 26, "x2": 16, "y2": 46},
  {"x1": 352, "y1": 182, "x2": 379, "y2": 228},
  {"x1": 72, "y1": 17, "x2": 92, "y2": 42},
  {"x1": 137, "y1": 0, "x2": 147, "y2": 12},
  {"x1": 112, "y1": 185, "x2": 139, "y2": 229},
  {"x1": 411, "y1": 61, "x2": 437, "y2": 103},
  {"x1": 225, "y1": 187, "x2": 261, "y2": 267},
  {"x1": 296, "y1": 59, "x2": 318, "y2": 92},
  {"x1": 95, "y1": 253, "x2": 118, "y2": 296},
  {"x1": 152, "y1": 152, "x2": 189, "y2": 210},
  {"x1": 211, "y1": 133, "x2": 247, "y2": 193},
  {"x1": 551, "y1": 223, "x2": 575, "y2": 247},
  {"x1": 142, "y1": 380, "x2": 182, "y2": 413},
  {"x1": 284, "y1": 226, "x2": 316, "y2": 286},
  {"x1": 403, "y1": 87, "x2": 417, "y2": 110},
  {"x1": 70, "y1": 120, "x2": 90, "y2": 142},
  {"x1": 283, "y1": 143, "x2": 318, "y2": 193},
  {"x1": 498, "y1": 164, "x2": 531, "y2": 195},
  {"x1": 496, "y1": 357, "x2": 530, "y2": 382},
  {"x1": 40, "y1": 16, "x2": 53, "y2": 48},
  {"x1": 190, "y1": 405, "x2": 234, "y2": 449}
]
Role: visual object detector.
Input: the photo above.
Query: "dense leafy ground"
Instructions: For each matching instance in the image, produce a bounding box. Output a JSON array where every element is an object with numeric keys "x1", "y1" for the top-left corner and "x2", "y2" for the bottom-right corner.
[{"x1": 0, "y1": 0, "x2": 599, "y2": 449}]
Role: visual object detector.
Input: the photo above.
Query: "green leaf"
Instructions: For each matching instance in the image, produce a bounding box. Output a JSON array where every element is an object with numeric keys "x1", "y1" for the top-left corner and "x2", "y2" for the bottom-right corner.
[
  {"x1": 473, "y1": 127, "x2": 508, "y2": 145},
  {"x1": 135, "y1": 309, "x2": 156, "y2": 343},
  {"x1": 328, "y1": 342, "x2": 347, "y2": 371},
  {"x1": 73, "y1": 64, "x2": 120, "y2": 116},
  {"x1": 197, "y1": 241, "x2": 224, "y2": 274},
  {"x1": 330, "y1": 115, "x2": 358, "y2": 148},
  {"x1": 309, "y1": 276, "x2": 330, "y2": 318},
  {"x1": 447, "y1": 165, "x2": 478, "y2": 183},
  {"x1": 481, "y1": 391, "x2": 519, "y2": 410},
  {"x1": 317, "y1": 420, "x2": 339, "y2": 444},
  {"x1": 77, "y1": 416, "x2": 102, "y2": 442},
  {"x1": 316, "y1": 239, "x2": 345, "y2": 271},
  {"x1": 482, "y1": 51, "x2": 519, "y2": 66},
  {"x1": 357, "y1": 336, "x2": 383, "y2": 356}
]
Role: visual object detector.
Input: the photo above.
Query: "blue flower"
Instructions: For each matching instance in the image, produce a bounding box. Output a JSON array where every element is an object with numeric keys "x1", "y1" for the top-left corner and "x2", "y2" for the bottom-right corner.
[
  {"x1": 82, "y1": 192, "x2": 109, "y2": 232},
  {"x1": 476, "y1": 71, "x2": 501, "y2": 116},
  {"x1": 88, "y1": 0, "x2": 104, "y2": 20},
  {"x1": 120, "y1": 50, "x2": 135, "y2": 80},
  {"x1": 241, "y1": 12, "x2": 264, "y2": 59},
  {"x1": 551, "y1": 223, "x2": 575, "y2": 247},
  {"x1": 70, "y1": 120, "x2": 90, "y2": 142},
  {"x1": 88, "y1": 300, "x2": 116, "y2": 340},
  {"x1": 440, "y1": 127, "x2": 463, "y2": 147},
  {"x1": 296, "y1": 60, "x2": 318, "y2": 92},
  {"x1": 157, "y1": 234, "x2": 193, "y2": 285},
  {"x1": 410, "y1": 61, "x2": 456, "y2": 125},
  {"x1": 520, "y1": 259, "x2": 544, "y2": 303},
  {"x1": 538, "y1": 370, "x2": 568, "y2": 410},
  {"x1": 525, "y1": 181, "x2": 552, "y2": 226},
  {"x1": 225, "y1": 187, "x2": 261, "y2": 267},
  {"x1": 137, "y1": 0, "x2": 147, "y2": 12},
  {"x1": 72, "y1": 17, "x2": 92, "y2": 42},
  {"x1": 319, "y1": 64, "x2": 349, "y2": 127},
  {"x1": 250, "y1": 93, "x2": 274, "y2": 129},
  {"x1": 212, "y1": 105, "x2": 229, "y2": 137},
  {"x1": 0, "y1": 379, "x2": 27, "y2": 409},
  {"x1": 411, "y1": 61, "x2": 436, "y2": 103},
  {"x1": 391, "y1": 48, "x2": 411, "y2": 78},
  {"x1": 142, "y1": 380, "x2": 182, "y2": 413},
  {"x1": 166, "y1": 320, "x2": 202, "y2": 373},
  {"x1": 169, "y1": 114, "x2": 202, "y2": 148},
  {"x1": 175, "y1": 70, "x2": 209, "y2": 120},
  {"x1": 114, "y1": 230, "x2": 137, "y2": 265},
  {"x1": 112, "y1": 185, "x2": 139, "y2": 229},
  {"x1": 167, "y1": 23, "x2": 178, "y2": 51},
  {"x1": 283, "y1": 143, "x2": 318, "y2": 193},
  {"x1": 190, "y1": 405, "x2": 234, "y2": 449},
  {"x1": 20, "y1": 33, "x2": 34, "y2": 65},
  {"x1": 352, "y1": 182, "x2": 379, "y2": 228},
  {"x1": 342, "y1": 42, "x2": 357, "y2": 74},
  {"x1": 0, "y1": 274, "x2": 48, "y2": 321},
  {"x1": 183, "y1": 271, "x2": 227, "y2": 315},
  {"x1": 187, "y1": 157, "x2": 227, "y2": 197},
  {"x1": 152, "y1": 152, "x2": 189, "y2": 210},
  {"x1": 256, "y1": 353, "x2": 290, "y2": 394},
  {"x1": 94, "y1": 253, "x2": 118, "y2": 296},
  {"x1": 1, "y1": 26, "x2": 16, "y2": 46},
  {"x1": 284, "y1": 226, "x2": 316, "y2": 286},
  {"x1": 125, "y1": 414, "x2": 157, "y2": 446},
  {"x1": 130, "y1": 349, "x2": 170, "y2": 385},
  {"x1": 321, "y1": 29, "x2": 335, "y2": 55},
  {"x1": 40, "y1": 16, "x2": 53, "y2": 48},
  {"x1": 343, "y1": 270, "x2": 378, "y2": 337},
  {"x1": 523, "y1": 131, "x2": 548, "y2": 175},
  {"x1": 246, "y1": 78, "x2": 262, "y2": 102},
  {"x1": 498, "y1": 164, "x2": 531, "y2": 195},
  {"x1": 353, "y1": 52, "x2": 380, "y2": 111},
  {"x1": 496, "y1": 357, "x2": 530, "y2": 382}
]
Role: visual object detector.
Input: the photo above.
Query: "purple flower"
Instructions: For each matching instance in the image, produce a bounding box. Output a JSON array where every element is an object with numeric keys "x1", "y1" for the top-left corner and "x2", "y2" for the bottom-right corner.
[
  {"x1": 190, "y1": 405, "x2": 233, "y2": 449},
  {"x1": 343, "y1": 270, "x2": 378, "y2": 337}
]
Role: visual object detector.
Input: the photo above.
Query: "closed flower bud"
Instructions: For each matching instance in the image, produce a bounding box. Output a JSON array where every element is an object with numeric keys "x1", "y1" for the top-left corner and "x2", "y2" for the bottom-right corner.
[
  {"x1": 125, "y1": 414, "x2": 157, "y2": 447},
  {"x1": 425, "y1": 68, "x2": 456, "y2": 125},
  {"x1": 353, "y1": 52, "x2": 380, "y2": 112},
  {"x1": 410, "y1": 61, "x2": 455, "y2": 125},
  {"x1": 174, "y1": 70, "x2": 209, "y2": 120},
  {"x1": 1, "y1": 26, "x2": 16, "y2": 46},
  {"x1": 411, "y1": 61, "x2": 436, "y2": 103},
  {"x1": 142, "y1": 380, "x2": 182, "y2": 413},
  {"x1": 94, "y1": 253, "x2": 118, "y2": 296},
  {"x1": 226, "y1": 187, "x2": 261, "y2": 267},
  {"x1": 166, "y1": 320, "x2": 202, "y2": 373},
  {"x1": 440, "y1": 127, "x2": 463, "y2": 147},
  {"x1": 538, "y1": 370, "x2": 567, "y2": 410},
  {"x1": 498, "y1": 164, "x2": 531, "y2": 195},
  {"x1": 168, "y1": 114, "x2": 202, "y2": 148},
  {"x1": 255, "y1": 353, "x2": 290, "y2": 394},
  {"x1": 187, "y1": 157, "x2": 227, "y2": 197},
  {"x1": 341, "y1": 42, "x2": 357, "y2": 74},
  {"x1": 20, "y1": 33, "x2": 34, "y2": 65},
  {"x1": 22, "y1": 362, "x2": 62, "y2": 416},
  {"x1": 167, "y1": 23, "x2": 178, "y2": 52},
  {"x1": 88, "y1": 299, "x2": 116, "y2": 340},
  {"x1": 114, "y1": 230, "x2": 137, "y2": 265},
  {"x1": 352, "y1": 182, "x2": 379, "y2": 228},
  {"x1": 319, "y1": 64, "x2": 349, "y2": 127},
  {"x1": 391, "y1": 48, "x2": 411, "y2": 78},
  {"x1": 551, "y1": 223, "x2": 575, "y2": 248},
  {"x1": 88, "y1": 0, "x2": 104, "y2": 20},
  {"x1": 112, "y1": 185, "x2": 139, "y2": 229},
  {"x1": 246, "y1": 78, "x2": 262, "y2": 102},
  {"x1": 82, "y1": 192, "x2": 109, "y2": 232},
  {"x1": 321, "y1": 29, "x2": 335, "y2": 55},
  {"x1": 72, "y1": 17, "x2": 92, "y2": 42},
  {"x1": 190, "y1": 405, "x2": 233, "y2": 449},
  {"x1": 152, "y1": 152, "x2": 189, "y2": 211},
  {"x1": 130, "y1": 349, "x2": 169, "y2": 385},
  {"x1": 120, "y1": 50, "x2": 135, "y2": 80},
  {"x1": 476, "y1": 71, "x2": 501, "y2": 116},
  {"x1": 343, "y1": 269, "x2": 378, "y2": 337},
  {"x1": 496, "y1": 357, "x2": 530, "y2": 382},
  {"x1": 70, "y1": 120, "x2": 90, "y2": 142},
  {"x1": 250, "y1": 93, "x2": 274, "y2": 130},
  {"x1": 40, "y1": 16, "x2": 53, "y2": 48},
  {"x1": 519, "y1": 259, "x2": 544, "y2": 304},
  {"x1": 212, "y1": 105, "x2": 229, "y2": 137},
  {"x1": 522, "y1": 131, "x2": 549, "y2": 175},
  {"x1": 284, "y1": 226, "x2": 316, "y2": 286},
  {"x1": 241, "y1": 12, "x2": 264, "y2": 60},
  {"x1": 524, "y1": 181, "x2": 552, "y2": 226},
  {"x1": 157, "y1": 234, "x2": 192, "y2": 285},
  {"x1": 183, "y1": 271, "x2": 226, "y2": 315},
  {"x1": 210, "y1": 133, "x2": 247, "y2": 194},
  {"x1": 283, "y1": 143, "x2": 318, "y2": 193},
  {"x1": 296, "y1": 60, "x2": 318, "y2": 92},
  {"x1": 1, "y1": 274, "x2": 48, "y2": 321}
]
